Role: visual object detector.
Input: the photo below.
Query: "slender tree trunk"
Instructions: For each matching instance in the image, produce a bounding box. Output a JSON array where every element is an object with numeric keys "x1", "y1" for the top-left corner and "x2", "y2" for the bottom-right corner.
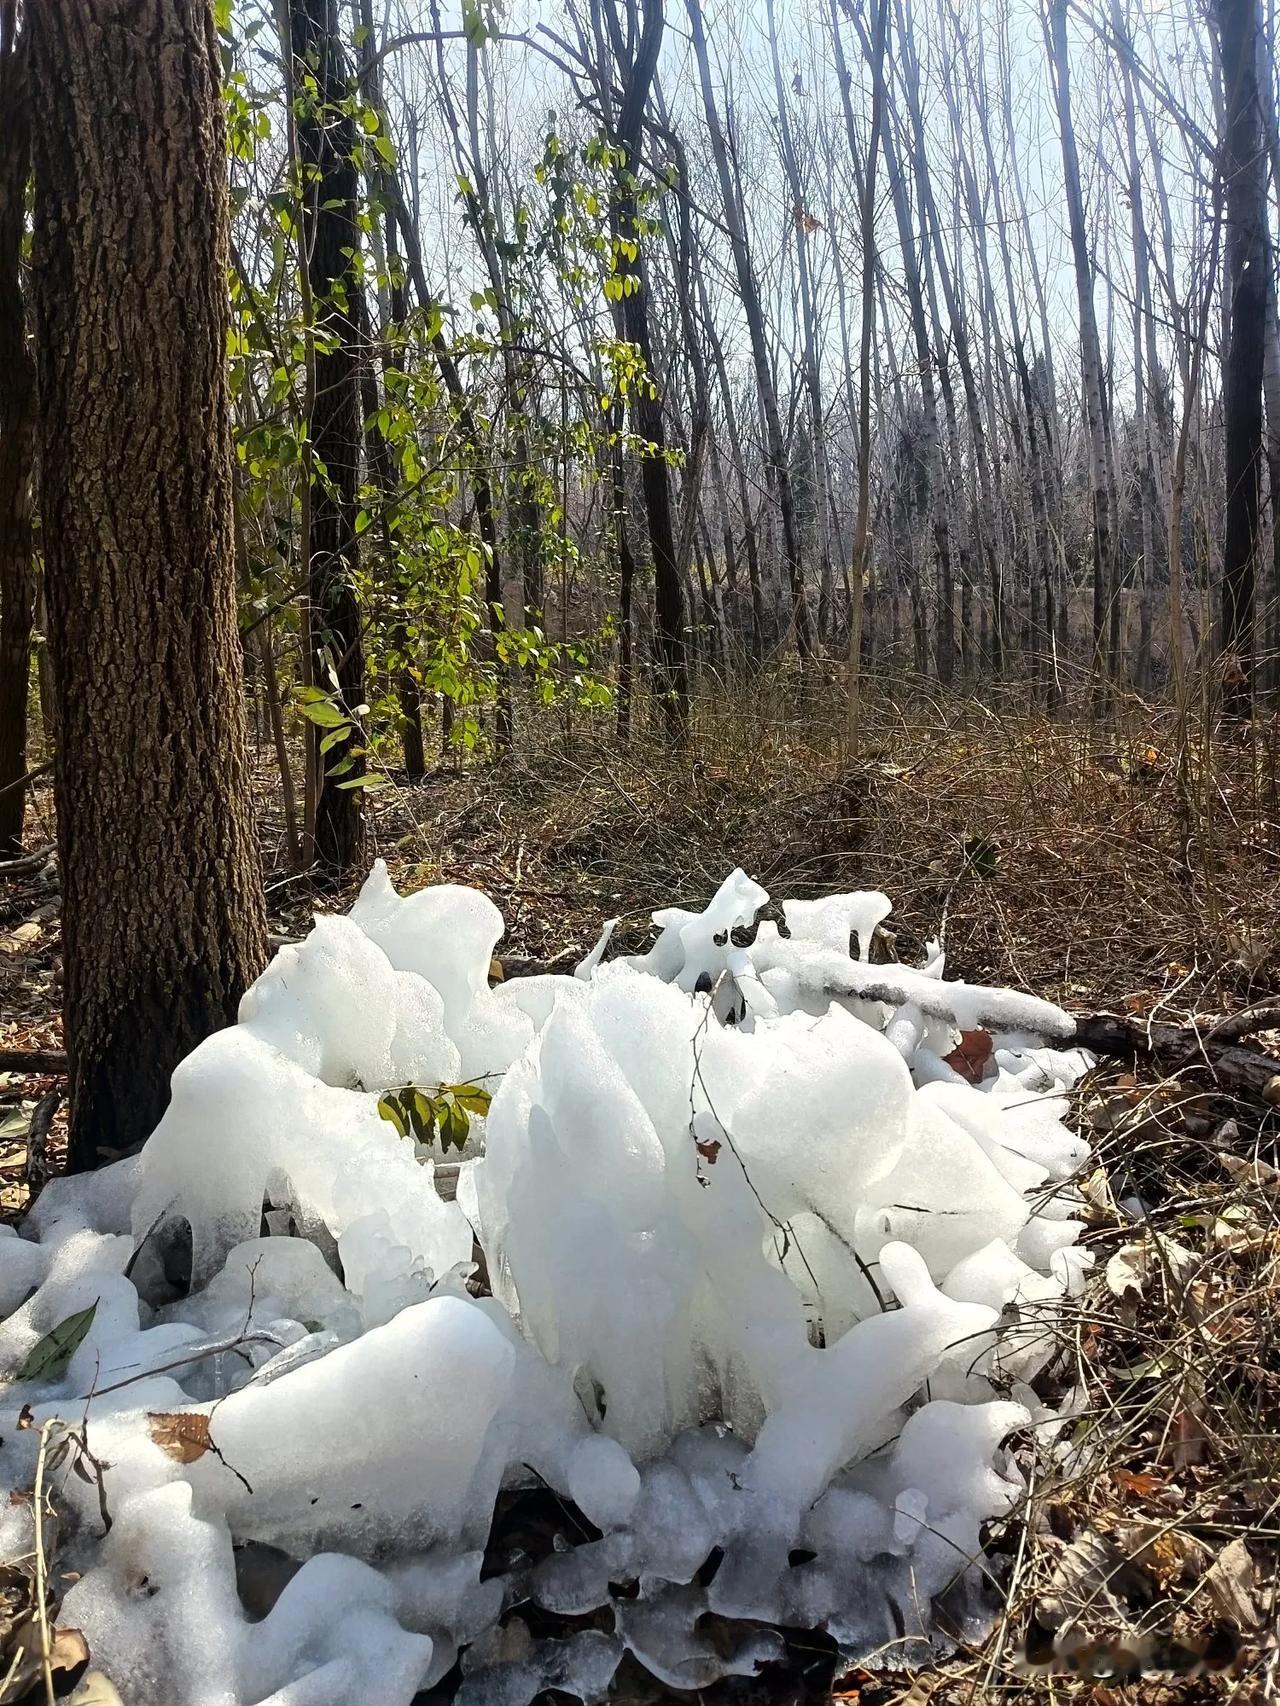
[
  {"x1": 878, "y1": 112, "x2": 954, "y2": 683},
  {"x1": 596, "y1": 0, "x2": 688, "y2": 734},
  {"x1": 767, "y1": 0, "x2": 832, "y2": 646},
  {"x1": 687, "y1": 0, "x2": 812, "y2": 660},
  {"x1": 290, "y1": 0, "x2": 367, "y2": 866},
  {"x1": 0, "y1": 5, "x2": 35, "y2": 858},
  {"x1": 29, "y1": 0, "x2": 268, "y2": 1166},
  {"x1": 1215, "y1": 0, "x2": 1267, "y2": 711},
  {"x1": 1047, "y1": 0, "x2": 1118, "y2": 694}
]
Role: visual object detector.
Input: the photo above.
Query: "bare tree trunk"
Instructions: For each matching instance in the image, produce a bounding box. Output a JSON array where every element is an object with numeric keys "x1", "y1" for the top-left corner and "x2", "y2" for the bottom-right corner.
[
  {"x1": 897, "y1": 0, "x2": 1003, "y2": 674},
  {"x1": 878, "y1": 110, "x2": 955, "y2": 683},
  {"x1": 587, "y1": 0, "x2": 688, "y2": 735},
  {"x1": 687, "y1": 0, "x2": 813, "y2": 660},
  {"x1": 1215, "y1": 0, "x2": 1268, "y2": 711},
  {"x1": 1047, "y1": 0, "x2": 1118, "y2": 694},
  {"x1": 766, "y1": 0, "x2": 832, "y2": 645},
  {"x1": 829, "y1": 0, "x2": 888, "y2": 735},
  {"x1": 289, "y1": 0, "x2": 367, "y2": 868},
  {"x1": 29, "y1": 0, "x2": 268, "y2": 1166},
  {"x1": 1114, "y1": 0, "x2": 1158, "y2": 691},
  {"x1": 0, "y1": 4, "x2": 35, "y2": 858}
]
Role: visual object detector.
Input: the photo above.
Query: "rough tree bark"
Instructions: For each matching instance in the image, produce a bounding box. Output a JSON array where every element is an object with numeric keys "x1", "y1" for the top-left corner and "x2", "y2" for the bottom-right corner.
[
  {"x1": 28, "y1": 0, "x2": 269, "y2": 1167},
  {"x1": 0, "y1": 3, "x2": 36, "y2": 858}
]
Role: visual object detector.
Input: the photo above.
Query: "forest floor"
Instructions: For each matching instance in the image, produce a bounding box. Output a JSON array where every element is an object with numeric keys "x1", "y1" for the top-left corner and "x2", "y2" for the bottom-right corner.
[{"x1": 2, "y1": 680, "x2": 1279, "y2": 1703}]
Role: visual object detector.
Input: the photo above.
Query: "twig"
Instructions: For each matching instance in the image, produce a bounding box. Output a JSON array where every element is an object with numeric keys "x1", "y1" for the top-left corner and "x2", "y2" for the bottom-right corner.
[
  {"x1": 24, "y1": 1086, "x2": 63, "y2": 1199},
  {"x1": 0, "y1": 762, "x2": 53, "y2": 802},
  {"x1": 32, "y1": 1424, "x2": 56, "y2": 1706}
]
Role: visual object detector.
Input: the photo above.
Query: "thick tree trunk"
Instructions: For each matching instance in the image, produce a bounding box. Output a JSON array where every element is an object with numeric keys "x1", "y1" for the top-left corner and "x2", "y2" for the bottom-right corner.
[
  {"x1": 1215, "y1": 0, "x2": 1267, "y2": 711},
  {"x1": 0, "y1": 9, "x2": 35, "y2": 858},
  {"x1": 28, "y1": 0, "x2": 268, "y2": 1167},
  {"x1": 290, "y1": 0, "x2": 367, "y2": 864}
]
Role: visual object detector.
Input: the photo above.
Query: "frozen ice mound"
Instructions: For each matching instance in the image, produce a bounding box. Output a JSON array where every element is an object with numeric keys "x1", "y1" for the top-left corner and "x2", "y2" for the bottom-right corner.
[{"x1": 0, "y1": 864, "x2": 1095, "y2": 1704}]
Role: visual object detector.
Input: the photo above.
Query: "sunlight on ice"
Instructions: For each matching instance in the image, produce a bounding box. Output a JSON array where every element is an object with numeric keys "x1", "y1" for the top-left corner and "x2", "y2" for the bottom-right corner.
[{"x1": 0, "y1": 863, "x2": 1095, "y2": 1705}]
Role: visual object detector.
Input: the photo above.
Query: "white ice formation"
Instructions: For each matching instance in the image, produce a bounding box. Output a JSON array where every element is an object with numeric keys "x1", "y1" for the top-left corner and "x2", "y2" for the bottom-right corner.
[{"x1": 0, "y1": 866, "x2": 1094, "y2": 1704}]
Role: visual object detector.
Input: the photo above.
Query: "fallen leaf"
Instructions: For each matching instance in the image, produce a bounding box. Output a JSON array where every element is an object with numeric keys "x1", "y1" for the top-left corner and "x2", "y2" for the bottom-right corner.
[
  {"x1": 1166, "y1": 1406, "x2": 1208, "y2": 1470},
  {"x1": 1104, "y1": 1233, "x2": 1197, "y2": 1307},
  {"x1": 1201, "y1": 1537, "x2": 1260, "y2": 1628},
  {"x1": 1039, "y1": 1530, "x2": 1140, "y2": 1628},
  {"x1": 16, "y1": 1301, "x2": 99, "y2": 1382},
  {"x1": 695, "y1": 1137, "x2": 721, "y2": 1165},
  {"x1": 941, "y1": 1028, "x2": 993, "y2": 1083},
  {"x1": 0, "y1": 1622, "x2": 90, "y2": 1699},
  {"x1": 1112, "y1": 1469, "x2": 1164, "y2": 1498},
  {"x1": 148, "y1": 1410, "x2": 212, "y2": 1465}
]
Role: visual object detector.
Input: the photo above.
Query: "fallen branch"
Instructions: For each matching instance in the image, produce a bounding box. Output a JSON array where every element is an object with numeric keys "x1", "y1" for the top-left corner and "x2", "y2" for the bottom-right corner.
[
  {"x1": 0, "y1": 1050, "x2": 68, "y2": 1077},
  {"x1": 0, "y1": 844, "x2": 55, "y2": 881},
  {"x1": 25, "y1": 1087, "x2": 64, "y2": 1198},
  {"x1": 0, "y1": 761, "x2": 53, "y2": 802},
  {"x1": 1205, "y1": 1004, "x2": 1280, "y2": 1045},
  {"x1": 1072, "y1": 1012, "x2": 1280, "y2": 1106}
]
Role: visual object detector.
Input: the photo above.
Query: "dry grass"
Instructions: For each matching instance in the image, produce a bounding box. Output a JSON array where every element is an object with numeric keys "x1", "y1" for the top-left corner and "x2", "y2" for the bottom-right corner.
[{"x1": 308, "y1": 669, "x2": 1280, "y2": 1022}]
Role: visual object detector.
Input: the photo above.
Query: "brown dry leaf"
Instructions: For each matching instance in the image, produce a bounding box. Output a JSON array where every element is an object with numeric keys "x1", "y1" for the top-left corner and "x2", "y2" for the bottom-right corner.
[
  {"x1": 1104, "y1": 1231, "x2": 1198, "y2": 1305},
  {"x1": 941, "y1": 1028, "x2": 993, "y2": 1083},
  {"x1": 1112, "y1": 1469, "x2": 1164, "y2": 1498},
  {"x1": 1166, "y1": 1406, "x2": 1208, "y2": 1470},
  {"x1": 50, "y1": 1626, "x2": 90, "y2": 1671},
  {"x1": 1201, "y1": 1537, "x2": 1260, "y2": 1628},
  {"x1": 1, "y1": 1622, "x2": 90, "y2": 1699},
  {"x1": 1039, "y1": 1530, "x2": 1136, "y2": 1628},
  {"x1": 148, "y1": 1410, "x2": 212, "y2": 1465},
  {"x1": 1078, "y1": 1167, "x2": 1118, "y2": 1217},
  {"x1": 488, "y1": 957, "x2": 504, "y2": 983},
  {"x1": 1218, "y1": 1149, "x2": 1279, "y2": 1192},
  {"x1": 1116, "y1": 1520, "x2": 1205, "y2": 1587},
  {"x1": 1211, "y1": 1204, "x2": 1267, "y2": 1255}
]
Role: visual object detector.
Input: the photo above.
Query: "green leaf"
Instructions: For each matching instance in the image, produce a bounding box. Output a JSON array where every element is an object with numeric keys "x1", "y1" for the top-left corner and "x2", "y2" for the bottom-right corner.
[
  {"x1": 319, "y1": 725, "x2": 352, "y2": 755},
  {"x1": 449, "y1": 1083, "x2": 492, "y2": 1117},
  {"x1": 377, "y1": 1094, "x2": 408, "y2": 1137},
  {"x1": 336, "y1": 771, "x2": 391, "y2": 789},
  {"x1": 16, "y1": 1302, "x2": 98, "y2": 1382},
  {"x1": 299, "y1": 699, "x2": 348, "y2": 729},
  {"x1": 409, "y1": 1089, "x2": 438, "y2": 1141},
  {"x1": 440, "y1": 1096, "x2": 470, "y2": 1152},
  {"x1": 355, "y1": 508, "x2": 372, "y2": 536}
]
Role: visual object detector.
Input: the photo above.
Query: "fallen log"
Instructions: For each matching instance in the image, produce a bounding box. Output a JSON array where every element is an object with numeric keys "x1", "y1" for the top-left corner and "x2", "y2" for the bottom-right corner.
[
  {"x1": 1072, "y1": 1012, "x2": 1280, "y2": 1106},
  {"x1": 0, "y1": 1049, "x2": 69, "y2": 1076}
]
